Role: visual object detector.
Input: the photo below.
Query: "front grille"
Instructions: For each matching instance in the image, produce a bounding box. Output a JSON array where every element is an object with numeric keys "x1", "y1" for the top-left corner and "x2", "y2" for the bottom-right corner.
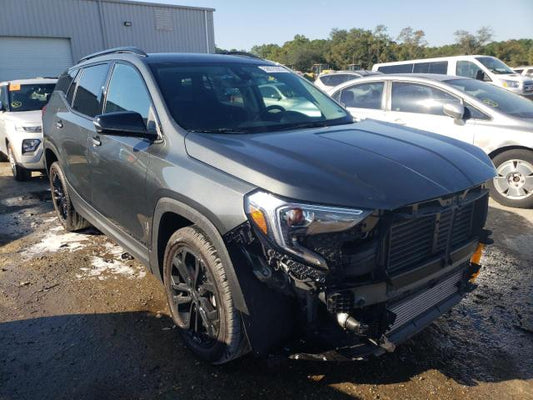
[
  {"x1": 386, "y1": 194, "x2": 480, "y2": 275},
  {"x1": 387, "y1": 269, "x2": 463, "y2": 332}
]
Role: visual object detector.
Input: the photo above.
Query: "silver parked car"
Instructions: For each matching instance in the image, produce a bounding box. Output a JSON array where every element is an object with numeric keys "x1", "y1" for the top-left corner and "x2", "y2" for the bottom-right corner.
[
  {"x1": 331, "y1": 74, "x2": 533, "y2": 208},
  {"x1": 314, "y1": 70, "x2": 381, "y2": 93}
]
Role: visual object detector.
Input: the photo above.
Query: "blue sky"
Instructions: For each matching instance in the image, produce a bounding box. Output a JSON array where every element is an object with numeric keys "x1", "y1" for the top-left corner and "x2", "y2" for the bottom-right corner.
[{"x1": 139, "y1": 0, "x2": 533, "y2": 50}]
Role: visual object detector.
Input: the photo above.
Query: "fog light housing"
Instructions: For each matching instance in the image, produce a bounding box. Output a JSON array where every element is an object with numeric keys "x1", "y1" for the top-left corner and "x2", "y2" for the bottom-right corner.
[{"x1": 22, "y1": 139, "x2": 41, "y2": 154}]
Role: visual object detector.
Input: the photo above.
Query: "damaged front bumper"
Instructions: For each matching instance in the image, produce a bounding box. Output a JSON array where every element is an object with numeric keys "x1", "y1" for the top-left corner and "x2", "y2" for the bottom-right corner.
[{"x1": 224, "y1": 186, "x2": 491, "y2": 361}]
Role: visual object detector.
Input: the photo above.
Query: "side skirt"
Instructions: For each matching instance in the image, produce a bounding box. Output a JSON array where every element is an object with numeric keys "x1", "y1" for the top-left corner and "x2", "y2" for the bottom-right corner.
[{"x1": 66, "y1": 180, "x2": 151, "y2": 268}]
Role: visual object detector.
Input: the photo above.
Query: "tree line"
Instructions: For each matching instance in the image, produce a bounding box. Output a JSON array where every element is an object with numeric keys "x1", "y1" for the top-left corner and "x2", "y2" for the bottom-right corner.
[{"x1": 218, "y1": 26, "x2": 533, "y2": 72}]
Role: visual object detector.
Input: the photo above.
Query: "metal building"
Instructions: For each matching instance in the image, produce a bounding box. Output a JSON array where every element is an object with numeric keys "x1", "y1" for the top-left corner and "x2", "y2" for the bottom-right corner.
[{"x1": 0, "y1": 0, "x2": 215, "y2": 81}]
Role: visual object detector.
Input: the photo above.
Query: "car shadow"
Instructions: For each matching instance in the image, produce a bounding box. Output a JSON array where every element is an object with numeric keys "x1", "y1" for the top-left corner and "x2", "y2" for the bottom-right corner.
[
  {"x1": 0, "y1": 312, "x2": 358, "y2": 400},
  {"x1": 1, "y1": 309, "x2": 531, "y2": 400}
]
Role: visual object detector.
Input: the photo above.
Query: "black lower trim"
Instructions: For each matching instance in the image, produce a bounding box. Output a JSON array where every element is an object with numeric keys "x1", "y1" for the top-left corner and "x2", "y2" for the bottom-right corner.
[{"x1": 66, "y1": 180, "x2": 150, "y2": 267}]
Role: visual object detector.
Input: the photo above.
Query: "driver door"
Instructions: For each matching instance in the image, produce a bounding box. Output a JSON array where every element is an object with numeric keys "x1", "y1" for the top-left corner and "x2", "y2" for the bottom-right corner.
[{"x1": 89, "y1": 62, "x2": 158, "y2": 246}]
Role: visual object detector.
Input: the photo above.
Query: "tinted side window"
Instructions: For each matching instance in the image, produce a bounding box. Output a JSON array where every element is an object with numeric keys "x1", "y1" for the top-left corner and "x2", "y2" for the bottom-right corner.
[
  {"x1": 378, "y1": 64, "x2": 413, "y2": 74},
  {"x1": 104, "y1": 63, "x2": 155, "y2": 130},
  {"x1": 72, "y1": 64, "x2": 109, "y2": 117},
  {"x1": 391, "y1": 82, "x2": 460, "y2": 115},
  {"x1": 413, "y1": 61, "x2": 448, "y2": 74},
  {"x1": 464, "y1": 103, "x2": 489, "y2": 120},
  {"x1": 340, "y1": 82, "x2": 384, "y2": 109},
  {"x1": 66, "y1": 71, "x2": 80, "y2": 105},
  {"x1": 456, "y1": 61, "x2": 485, "y2": 80},
  {"x1": 55, "y1": 69, "x2": 78, "y2": 94}
]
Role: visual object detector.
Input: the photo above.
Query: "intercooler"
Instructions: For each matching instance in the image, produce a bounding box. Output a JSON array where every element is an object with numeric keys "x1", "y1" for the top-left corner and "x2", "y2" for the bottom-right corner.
[{"x1": 387, "y1": 269, "x2": 463, "y2": 333}]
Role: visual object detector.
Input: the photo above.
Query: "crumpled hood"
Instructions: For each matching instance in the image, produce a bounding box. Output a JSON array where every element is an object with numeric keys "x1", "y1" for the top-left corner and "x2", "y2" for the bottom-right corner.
[
  {"x1": 3, "y1": 110, "x2": 42, "y2": 127},
  {"x1": 185, "y1": 120, "x2": 496, "y2": 210}
]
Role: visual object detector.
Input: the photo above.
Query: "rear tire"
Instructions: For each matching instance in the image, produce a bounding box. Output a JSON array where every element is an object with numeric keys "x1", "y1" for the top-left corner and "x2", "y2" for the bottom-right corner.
[
  {"x1": 163, "y1": 226, "x2": 248, "y2": 364},
  {"x1": 8, "y1": 145, "x2": 31, "y2": 181},
  {"x1": 49, "y1": 161, "x2": 91, "y2": 231},
  {"x1": 488, "y1": 149, "x2": 533, "y2": 209}
]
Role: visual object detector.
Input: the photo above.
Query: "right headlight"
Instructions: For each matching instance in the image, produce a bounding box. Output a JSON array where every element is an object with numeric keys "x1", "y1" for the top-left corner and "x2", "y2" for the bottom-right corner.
[
  {"x1": 502, "y1": 80, "x2": 520, "y2": 89},
  {"x1": 245, "y1": 191, "x2": 372, "y2": 268}
]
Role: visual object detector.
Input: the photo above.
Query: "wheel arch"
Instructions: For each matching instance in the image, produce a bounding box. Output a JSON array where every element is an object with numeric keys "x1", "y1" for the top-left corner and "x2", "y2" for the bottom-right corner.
[
  {"x1": 151, "y1": 197, "x2": 249, "y2": 314},
  {"x1": 44, "y1": 148, "x2": 58, "y2": 173},
  {"x1": 488, "y1": 145, "x2": 533, "y2": 161}
]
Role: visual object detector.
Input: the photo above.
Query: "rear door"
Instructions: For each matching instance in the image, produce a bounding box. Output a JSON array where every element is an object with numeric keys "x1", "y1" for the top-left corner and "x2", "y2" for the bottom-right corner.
[
  {"x1": 332, "y1": 81, "x2": 386, "y2": 121},
  {"x1": 384, "y1": 81, "x2": 476, "y2": 144},
  {"x1": 89, "y1": 62, "x2": 158, "y2": 245},
  {"x1": 58, "y1": 63, "x2": 110, "y2": 201}
]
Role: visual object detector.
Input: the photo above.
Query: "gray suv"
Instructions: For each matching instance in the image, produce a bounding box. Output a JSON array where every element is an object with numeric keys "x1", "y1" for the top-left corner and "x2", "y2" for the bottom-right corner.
[{"x1": 43, "y1": 47, "x2": 495, "y2": 364}]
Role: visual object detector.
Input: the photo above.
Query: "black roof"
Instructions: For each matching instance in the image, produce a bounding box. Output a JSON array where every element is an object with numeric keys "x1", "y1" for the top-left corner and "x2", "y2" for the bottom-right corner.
[
  {"x1": 144, "y1": 53, "x2": 274, "y2": 65},
  {"x1": 77, "y1": 47, "x2": 274, "y2": 66}
]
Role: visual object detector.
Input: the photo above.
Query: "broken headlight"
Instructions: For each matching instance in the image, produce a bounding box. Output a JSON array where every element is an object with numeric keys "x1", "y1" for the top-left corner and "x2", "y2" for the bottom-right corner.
[{"x1": 245, "y1": 191, "x2": 371, "y2": 269}]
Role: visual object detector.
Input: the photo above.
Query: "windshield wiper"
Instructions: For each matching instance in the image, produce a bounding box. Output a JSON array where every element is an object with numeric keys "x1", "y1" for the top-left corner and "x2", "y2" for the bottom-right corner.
[{"x1": 188, "y1": 128, "x2": 249, "y2": 134}]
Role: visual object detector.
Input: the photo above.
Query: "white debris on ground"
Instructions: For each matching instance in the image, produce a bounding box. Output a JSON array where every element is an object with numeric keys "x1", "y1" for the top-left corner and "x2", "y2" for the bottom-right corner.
[
  {"x1": 27, "y1": 225, "x2": 90, "y2": 257},
  {"x1": 78, "y1": 242, "x2": 146, "y2": 281},
  {"x1": 21, "y1": 217, "x2": 146, "y2": 281}
]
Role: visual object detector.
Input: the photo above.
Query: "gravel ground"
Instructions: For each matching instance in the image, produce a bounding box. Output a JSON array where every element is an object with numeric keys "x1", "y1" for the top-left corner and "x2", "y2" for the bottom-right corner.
[{"x1": 0, "y1": 162, "x2": 532, "y2": 400}]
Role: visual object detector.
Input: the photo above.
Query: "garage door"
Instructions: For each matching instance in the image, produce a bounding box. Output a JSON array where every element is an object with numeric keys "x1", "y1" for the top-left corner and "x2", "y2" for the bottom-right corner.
[{"x1": 0, "y1": 37, "x2": 73, "y2": 82}]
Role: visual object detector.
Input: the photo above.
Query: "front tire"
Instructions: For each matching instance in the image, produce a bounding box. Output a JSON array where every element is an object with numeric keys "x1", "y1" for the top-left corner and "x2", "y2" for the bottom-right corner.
[
  {"x1": 8, "y1": 145, "x2": 31, "y2": 181},
  {"x1": 49, "y1": 161, "x2": 91, "y2": 231},
  {"x1": 163, "y1": 226, "x2": 248, "y2": 364},
  {"x1": 488, "y1": 149, "x2": 533, "y2": 209}
]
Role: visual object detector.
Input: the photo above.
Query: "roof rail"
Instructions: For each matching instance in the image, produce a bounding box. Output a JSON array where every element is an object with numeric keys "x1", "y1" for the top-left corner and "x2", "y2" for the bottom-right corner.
[
  {"x1": 78, "y1": 47, "x2": 147, "y2": 63},
  {"x1": 218, "y1": 51, "x2": 262, "y2": 59}
]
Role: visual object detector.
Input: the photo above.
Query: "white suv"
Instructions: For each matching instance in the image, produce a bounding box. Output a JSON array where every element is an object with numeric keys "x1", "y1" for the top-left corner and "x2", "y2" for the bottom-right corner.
[{"x1": 0, "y1": 78, "x2": 56, "y2": 180}]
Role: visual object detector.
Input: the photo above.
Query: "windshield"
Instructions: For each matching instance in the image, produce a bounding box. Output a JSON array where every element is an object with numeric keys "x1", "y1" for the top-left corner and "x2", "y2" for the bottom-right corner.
[
  {"x1": 149, "y1": 62, "x2": 351, "y2": 133},
  {"x1": 8, "y1": 83, "x2": 55, "y2": 112},
  {"x1": 476, "y1": 57, "x2": 515, "y2": 75},
  {"x1": 446, "y1": 78, "x2": 533, "y2": 118}
]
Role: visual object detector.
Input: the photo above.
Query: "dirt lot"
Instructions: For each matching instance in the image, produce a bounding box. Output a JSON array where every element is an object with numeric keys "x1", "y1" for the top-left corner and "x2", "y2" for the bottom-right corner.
[{"x1": 0, "y1": 162, "x2": 532, "y2": 400}]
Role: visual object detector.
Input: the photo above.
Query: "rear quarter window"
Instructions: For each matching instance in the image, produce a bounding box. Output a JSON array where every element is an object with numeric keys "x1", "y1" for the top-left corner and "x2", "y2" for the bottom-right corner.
[
  {"x1": 71, "y1": 64, "x2": 109, "y2": 118},
  {"x1": 55, "y1": 69, "x2": 78, "y2": 95}
]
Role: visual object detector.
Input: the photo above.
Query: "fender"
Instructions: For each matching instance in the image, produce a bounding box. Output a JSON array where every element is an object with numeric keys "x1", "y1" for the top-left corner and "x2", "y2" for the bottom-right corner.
[{"x1": 151, "y1": 197, "x2": 249, "y2": 314}]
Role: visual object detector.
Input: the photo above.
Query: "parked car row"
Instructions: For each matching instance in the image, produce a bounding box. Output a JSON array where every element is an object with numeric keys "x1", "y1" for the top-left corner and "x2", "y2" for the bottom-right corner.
[
  {"x1": 328, "y1": 73, "x2": 533, "y2": 208},
  {"x1": 372, "y1": 55, "x2": 533, "y2": 99}
]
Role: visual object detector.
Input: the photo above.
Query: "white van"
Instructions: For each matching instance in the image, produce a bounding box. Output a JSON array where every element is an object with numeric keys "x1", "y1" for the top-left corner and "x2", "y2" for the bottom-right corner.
[{"x1": 372, "y1": 55, "x2": 533, "y2": 98}]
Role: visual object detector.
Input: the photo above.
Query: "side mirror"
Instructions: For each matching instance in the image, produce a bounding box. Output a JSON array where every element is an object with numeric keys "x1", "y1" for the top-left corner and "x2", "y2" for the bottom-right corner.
[
  {"x1": 93, "y1": 111, "x2": 157, "y2": 140},
  {"x1": 443, "y1": 102, "x2": 465, "y2": 121}
]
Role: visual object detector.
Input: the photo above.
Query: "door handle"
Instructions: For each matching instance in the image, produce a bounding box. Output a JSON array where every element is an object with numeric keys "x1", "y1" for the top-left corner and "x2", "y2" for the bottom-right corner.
[
  {"x1": 393, "y1": 118, "x2": 406, "y2": 125},
  {"x1": 56, "y1": 120, "x2": 63, "y2": 129},
  {"x1": 91, "y1": 136, "x2": 102, "y2": 147}
]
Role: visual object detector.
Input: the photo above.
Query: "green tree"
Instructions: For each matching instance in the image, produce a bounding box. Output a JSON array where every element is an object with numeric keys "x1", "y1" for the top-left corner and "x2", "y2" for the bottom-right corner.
[
  {"x1": 454, "y1": 26, "x2": 493, "y2": 54},
  {"x1": 396, "y1": 27, "x2": 427, "y2": 60}
]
